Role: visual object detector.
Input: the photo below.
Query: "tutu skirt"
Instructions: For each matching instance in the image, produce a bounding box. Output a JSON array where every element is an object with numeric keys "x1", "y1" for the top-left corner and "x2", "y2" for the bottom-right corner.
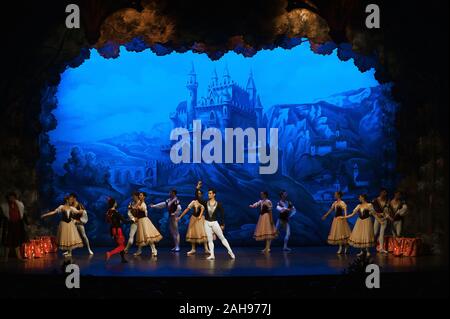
[
  {"x1": 254, "y1": 214, "x2": 277, "y2": 241},
  {"x1": 186, "y1": 216, "x2": 208, "y2": 243},
  {"x1": 348, "y1": 218, "x2": 375, "y2": 248},
  {"x1": 327, "y1": 217, "x2": 351, "y2": 245},
  {"x1": 136, "y1": 217, "x2": 162, "y2": 246},
  {"x1": 56, "y1": 221, "x2": 83, "y2": 250}
]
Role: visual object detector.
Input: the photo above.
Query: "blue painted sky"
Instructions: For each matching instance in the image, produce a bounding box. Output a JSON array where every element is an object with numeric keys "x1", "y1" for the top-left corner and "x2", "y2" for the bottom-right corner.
[{"x1": 50, "y1": 43, "x2": 379, "y2": 143}]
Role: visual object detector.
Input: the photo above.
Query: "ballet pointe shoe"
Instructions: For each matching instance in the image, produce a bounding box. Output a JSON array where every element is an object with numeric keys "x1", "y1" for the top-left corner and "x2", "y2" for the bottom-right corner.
[
  {"x1": 228, "y1": 251, "x2": 235, "y2": 259},
  {"x1": 187, "y1": 250, "x2": 196, "y2": 256},
  {"x1": 207, "y1": 254, "x2": 215, "y2": 260},
  {"x1": 88, "y1": 249, "x2": 94, "y2": 255},
  {"x1": 357, "y1": 250, "x2": 364, "y2": 257},
  {"x1": 105, "y1": 252, "x2": 111, "y2": 261},
  {"x1": 337, "y1": 247, "x2": 343, "y2": 254},
  {"x1": 366, "y1": 251, "x2": 371, "y2": 257}
]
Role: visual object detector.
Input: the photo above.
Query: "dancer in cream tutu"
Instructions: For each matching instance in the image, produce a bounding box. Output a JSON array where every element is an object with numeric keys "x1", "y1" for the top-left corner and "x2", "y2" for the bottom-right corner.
[
  {"x1": 322, "y1": 191, "x2": 351, "y2": 254},
  {"x1": 133, "y1": 192, "x2": 162, "y2": 257},
  {"x1": 41, "y1": 196, "x2": 84, "y2": 257},
  {"x1": 343, "y1": 194, "x2": 383, "y2": 257},
  {"x1": 177, "y1": 189, "x2": 209, "y2": 256}
]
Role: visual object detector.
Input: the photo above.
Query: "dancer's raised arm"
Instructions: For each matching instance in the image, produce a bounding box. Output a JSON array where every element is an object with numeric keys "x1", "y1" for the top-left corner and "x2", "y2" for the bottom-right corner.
[
  {"x1": 150, "y1": 201, "x2": 167, "y2": 209},
  {"x1": 41, "y1": 205, "x2": 63, "y2": 219},
  {"x1": 249, "y1": 200, "x2": 261, "y2": 209}
]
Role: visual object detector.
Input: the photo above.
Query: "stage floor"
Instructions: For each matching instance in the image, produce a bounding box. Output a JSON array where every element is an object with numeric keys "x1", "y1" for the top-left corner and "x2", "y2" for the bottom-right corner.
[{"x1": 0, "y1": 246, "x2": 446, "y2": 278}]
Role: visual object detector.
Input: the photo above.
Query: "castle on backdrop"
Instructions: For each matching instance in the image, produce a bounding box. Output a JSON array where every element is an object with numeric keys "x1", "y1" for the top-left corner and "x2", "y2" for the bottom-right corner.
[{"x1": 170, "y1": 63, "x2": 264, "y2": 131}]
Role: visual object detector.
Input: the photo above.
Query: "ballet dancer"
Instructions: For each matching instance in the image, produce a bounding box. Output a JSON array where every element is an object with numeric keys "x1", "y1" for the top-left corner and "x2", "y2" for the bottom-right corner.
[
  {"x1": 134, "y1": 192, "x2": 162, "y2": 257},
  {"x1": 69, "y1": 193, "x2": 94, "y2": 255},
  {"x1": 176, "y1": 189, "x2": 209, "y2": 256},
  {"x1": 150, "y1": 189, "x2": 182, "y2": 252},
  {"x1": 1, "y1": 192, "x2": 26, "y2": 261},
  {"x1": 344, "y1": 194, "x2": 383, "y2": 257},
  {"x1": 41, "y1": 196, "x2": 84, "y2": 257},
  {"x1": 105, "y1": 198, "x2": 128, "y2": 263},
  {"x1": 389, "y1": 191, "x2": 408, "y2": 237},
  {"x1": 250, "y1": 191, "x2": 278, "y2": 253},
  {"x1": 275, "y1": 190, "x2": 296, "y2": 251},
  {"x1": 322, "y1": 191, "x2": 351, "y2": 254},
  {"x1": 204, "y1": 188, "x2": 235, "y2": 260},
  {"x1": 372, "y1": 188, "x2": 390, "y2": 254},
  {"x1": 124, "y1": 192, "x2": 139, "y2": 254}
]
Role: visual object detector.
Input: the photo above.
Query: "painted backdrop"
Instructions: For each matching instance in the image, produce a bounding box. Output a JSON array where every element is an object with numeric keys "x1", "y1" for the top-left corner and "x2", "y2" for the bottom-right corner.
[{"x1": 39, "y1": 43, "x2": 398, "y2": 246}]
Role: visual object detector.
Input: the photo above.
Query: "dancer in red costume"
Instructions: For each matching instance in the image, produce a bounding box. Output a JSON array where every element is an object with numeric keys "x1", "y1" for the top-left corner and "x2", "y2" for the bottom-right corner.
[{"x1": 105, "y1": 198, "x2": 128, "y2": 263}]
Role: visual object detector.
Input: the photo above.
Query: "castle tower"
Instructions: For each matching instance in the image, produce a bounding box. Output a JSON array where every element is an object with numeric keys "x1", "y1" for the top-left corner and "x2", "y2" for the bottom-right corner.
[
  {"x1": 246, "y1": 69, "x2": 257, "y2": 107},
  {"x1": 210, "y1": 68, "x2": 218, "y2": 87},
  {"x1": 255, "y1": 94, "x2": 263, "y2": 127},
  {"x1": 223, "y1": 64, "x2": 231, "y2": 84},
  {"x1": 186, "y1": 62, "x2": 198, "y2": 129}
]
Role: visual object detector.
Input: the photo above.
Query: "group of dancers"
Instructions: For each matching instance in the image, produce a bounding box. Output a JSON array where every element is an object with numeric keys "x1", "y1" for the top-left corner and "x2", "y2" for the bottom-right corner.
[
  {"x1": 1, "y1": 184, "x2": 407, "y2": 263},
  {"x1": 41, "y1": 182, "x2": 237, "y2": 262},
  {"x1": 40, "y1": 193, "x2": 94, "y2": 257},
  {"x1": 1, "y1": 192, "x2": 94, "y2": 262},
  {"x1": 322, "y1": 188, "x2": 408, "y2": 256}
]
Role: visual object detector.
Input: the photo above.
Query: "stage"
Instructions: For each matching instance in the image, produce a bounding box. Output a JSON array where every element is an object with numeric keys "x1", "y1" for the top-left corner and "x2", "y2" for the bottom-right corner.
[
  {"x1": 0, "y1": 247, "x2": 447, "y2": 298},
  {"x1": 0, "y1": 246, "x2": 445, "y2": 277}
]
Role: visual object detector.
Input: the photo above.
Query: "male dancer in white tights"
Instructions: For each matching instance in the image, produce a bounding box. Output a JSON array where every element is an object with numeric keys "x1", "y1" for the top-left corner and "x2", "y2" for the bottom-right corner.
[
  {"x1": 124, "y1": 192, "x2": 140, "y2": 254},
  {"x1": 204, "y1": 188, "x2": 235, "y2": 260},
  {"x1": 69, "y1": 193, "x2": 94, "y2": 255},
  {"x1": 276, "y1": 190, "x2": 296, "y2": 251}
]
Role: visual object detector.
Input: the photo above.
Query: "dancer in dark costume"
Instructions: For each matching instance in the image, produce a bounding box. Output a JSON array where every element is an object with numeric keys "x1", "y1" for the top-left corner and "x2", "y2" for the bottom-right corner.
[
  {"x1": 204, "y1": 188, "x2": 235, "y2": 260},
  {"x1": 105, "y1": 198, "x2": 128, "y2": 263},
  {"x1": 371, "y1": 188, "x2": 390, "y2": 254},
  {"x1": 275, "y1": 190, "x2": 296, "y2": 251},
  {"x1": 388, "y1": 191, "x2": 408, "y2": 237},
  {"x1": 1, "y1": 192, "x2": 26, "y2": 261}
]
